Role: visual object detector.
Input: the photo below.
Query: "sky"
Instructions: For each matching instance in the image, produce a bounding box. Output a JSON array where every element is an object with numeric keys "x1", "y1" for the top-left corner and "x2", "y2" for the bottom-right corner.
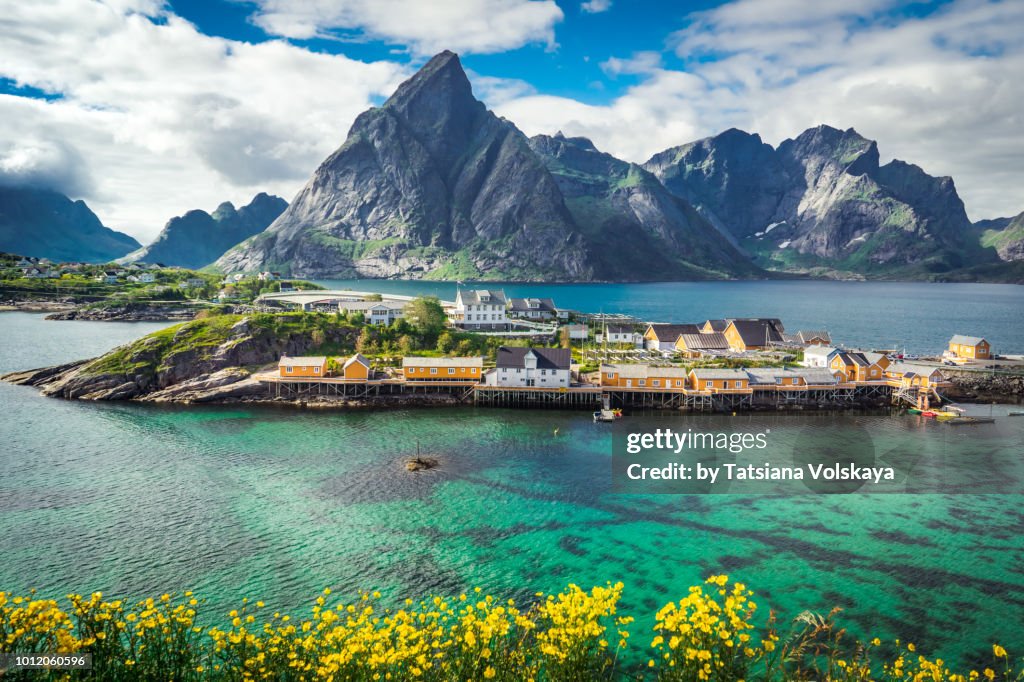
[{"x1": 0, "y1": 0, "x2": 1021, "y2": 243}]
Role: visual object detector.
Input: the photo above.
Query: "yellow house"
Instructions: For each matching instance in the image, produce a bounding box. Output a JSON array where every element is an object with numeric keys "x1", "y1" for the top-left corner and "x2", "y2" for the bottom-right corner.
[
  {"x1": 674, "y1": 332, "x2": 730, "y2": 358},
  {"x1": 830, "y1": 351, "x2": 890, "y2": 382},
  {"x1": 688, "y1": 368, "x2": 752, "y2": 393},
  {"x1": 948, "y1": 335, "x2": 991, "y2": 360},
  {"x1": 341, "y1": 354, "x2": 371, "y2": 381},
  {"x1": 402, "y1": 356, "x2": 483, "y2": 382},
  {"x1": 722, "y1": 319, "x2": 786, "y2": 352},
  {"x1": 600, "y1": 364, "x2": 689, "y2": 390},
  {"x1": 886, "y1": 364, "x2": 946, "y2": 389},
  {"x1": 642, "y1": 324, "x2": 701, "y2": 351},
  {"x1": 278, "y1": 356, "x2": 327, "y2": 378}
]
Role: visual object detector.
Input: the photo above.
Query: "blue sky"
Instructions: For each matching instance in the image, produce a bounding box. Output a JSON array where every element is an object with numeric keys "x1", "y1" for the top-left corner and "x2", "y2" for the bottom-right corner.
[{"x1": 0, "y1": 0, "x2": 1021, "y2": 240}]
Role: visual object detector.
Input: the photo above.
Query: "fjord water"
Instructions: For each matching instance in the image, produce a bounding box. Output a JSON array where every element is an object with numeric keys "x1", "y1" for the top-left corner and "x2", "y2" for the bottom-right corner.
[
  {"x1": 1, "y1": 293, "x2": 1023, "y2": 668},
  {"x1": 316, "y1": 279, "x2": 1024, "y2": 354}
]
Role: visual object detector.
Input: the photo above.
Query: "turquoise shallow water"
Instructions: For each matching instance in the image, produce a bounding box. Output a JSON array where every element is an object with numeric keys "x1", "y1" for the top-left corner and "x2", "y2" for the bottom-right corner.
[
  {"x1": 315, "y1": 279, "x2": 1024, "y2": 354},
  {"x1": 1, "y1": 305, "x2": 1024, "y2": 670}
]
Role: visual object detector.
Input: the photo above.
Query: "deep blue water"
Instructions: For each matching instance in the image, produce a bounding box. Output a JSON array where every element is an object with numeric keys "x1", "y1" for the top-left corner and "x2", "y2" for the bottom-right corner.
[{"x1": 314, "y1": 279, "x2": 1024, "y2": 354}]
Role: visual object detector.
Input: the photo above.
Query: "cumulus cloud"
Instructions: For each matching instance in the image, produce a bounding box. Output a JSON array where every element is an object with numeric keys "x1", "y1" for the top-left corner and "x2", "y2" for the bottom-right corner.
[
  {"x1": 0, "y1": 0, "x2": 407, "y2": 240},
  {"x1": 248, "y1": 0, "x2": 564, "y2": 55},
  {"x1": 495, "y1": 0, "x2": 1024, "y2": 220},
  {"x1": 0, "y1": 139, "x2": 96, "y2": 198}
]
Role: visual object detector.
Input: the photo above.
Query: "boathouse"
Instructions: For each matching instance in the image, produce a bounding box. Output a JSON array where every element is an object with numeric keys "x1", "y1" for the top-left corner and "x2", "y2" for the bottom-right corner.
[
  {"x1": 947, "y1": 335, "x2": 991, "y2": 360},
  {"x1": 402, "y1": 356, "x2": 483, "y2": 382},
  {"x1": 643, "y1": 324, "x2": 702, "y2": 351},
  {"x1": 278, "y1": 356, "x2": 327, "y2": 378}
]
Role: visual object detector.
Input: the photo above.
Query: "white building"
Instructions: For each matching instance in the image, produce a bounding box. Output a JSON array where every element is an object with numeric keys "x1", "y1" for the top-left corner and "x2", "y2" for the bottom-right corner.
[
  {"x1": 597, "y1": 324, "x2": 642, "y2": 347},
  {"x1": 801, "y1": 346, "x2": 840, "y2": 368},
  {"x1": 507, "y1": 297, "x2": 558, "y2": 320},
  {"x1": 337, "y1": 300, "x2": 405, "y2": 325},
  {"x1": 139, "y1": 273, "x2": 156, "y2": 283},
  {"x1": 486, "y1": 347, "x2": 571, "y2": 388},
  {"x1": 564, "y1": 324, "x2": 588, "y2": 340},
  {"x1": 450, "y1": 289, "x2": 508, "y2": 330}
]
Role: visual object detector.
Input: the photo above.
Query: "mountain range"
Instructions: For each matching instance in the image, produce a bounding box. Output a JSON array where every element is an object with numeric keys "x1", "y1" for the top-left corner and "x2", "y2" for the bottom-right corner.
[
  {"x1": 121, "y1": 193, "x2": 287, "y2": 269},
  {"x1": 0, "y1": 187, "x2": 140, "y2": 263},
  {"x1": 3, "y1": 50, "x2": 1022, "y2": 281}
]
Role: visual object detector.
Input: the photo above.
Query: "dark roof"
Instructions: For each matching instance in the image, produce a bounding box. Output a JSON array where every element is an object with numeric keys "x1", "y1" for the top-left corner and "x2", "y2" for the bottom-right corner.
[
  {"x1": 459, "y1": 289, "x2": 507, "y2": 305},
  {"x1": 704, "y1": 319, "x2": 729, "y2": 332},
  {"x1": 497, "y1": 346, "x2": 571, "y2": 370},
  {"x1": 605, "y1": 324, "x2": 635, "y2": 334},
  {"x1": 647, "y1": 323, "x2": 702, "y2": 341},
  {"x1": 508, "y1": 297, "x2": 556, "y2": 312},
  {"x1": 728, "y1": 319, "x2": 786, "y2": 345},
  {"x1": 678, "y1": 332, "x2": 729, "y2": 350}
]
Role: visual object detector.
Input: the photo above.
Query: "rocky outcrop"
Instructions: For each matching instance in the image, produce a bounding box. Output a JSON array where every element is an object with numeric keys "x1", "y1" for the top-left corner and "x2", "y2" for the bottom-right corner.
[
  {"x1": 2, "y1": 314, "x2": 358, "y2": 402},
  {"x1": 0, "y1": 186, "x2": 140, "y2": 262},
  {"x1": 946, "y1": 372, "x2": 1024, "y2": 402},
  {"x1": 123, "y1": 193, "x2": 287, "y2": 269},
  {"x1": 46, "y1": 302, "x2": 204, "y2": 321}
]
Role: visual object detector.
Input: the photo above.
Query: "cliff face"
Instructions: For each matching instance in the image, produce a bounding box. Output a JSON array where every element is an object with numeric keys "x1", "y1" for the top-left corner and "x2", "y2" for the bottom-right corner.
[
  {"x1": 529, "y1": 132, "x2": 757, "y2": 279},
  {"x1": 217, "y1": 51, "x2": 594, "y2": 281},
  {"x1": 0, "y1": 186, "x2": 140, "y2": 262},
  {"x1": 645, "y1": 125, "x2": 989, "y2": 277},
  {"x1": 978, "y1": 210, "x2": 1024, "y2": 262},
  {"x1": 124, "y1": 193, "x2": 286, "y2": 269}
]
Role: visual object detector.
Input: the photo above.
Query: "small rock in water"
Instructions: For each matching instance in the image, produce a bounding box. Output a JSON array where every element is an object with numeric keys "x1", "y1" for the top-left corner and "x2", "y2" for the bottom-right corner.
[{"x1": 405, "y1": 457, "x2": 439, "y2": 472}]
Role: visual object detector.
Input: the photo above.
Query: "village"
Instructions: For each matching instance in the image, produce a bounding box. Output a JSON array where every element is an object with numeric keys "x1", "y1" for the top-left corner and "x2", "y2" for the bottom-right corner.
[{"x1": 261, "y1": 287, "x2": 1002, "y2": 414}]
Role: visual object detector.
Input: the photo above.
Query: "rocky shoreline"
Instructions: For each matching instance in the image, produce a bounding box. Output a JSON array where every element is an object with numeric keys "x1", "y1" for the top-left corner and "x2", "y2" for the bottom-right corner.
[
  {"x1": 946, "y1": 372, "x2": 1024, "y2": 403},
  {"x1": 45, "y1": 303, "x2": 202, "y2": 321}
]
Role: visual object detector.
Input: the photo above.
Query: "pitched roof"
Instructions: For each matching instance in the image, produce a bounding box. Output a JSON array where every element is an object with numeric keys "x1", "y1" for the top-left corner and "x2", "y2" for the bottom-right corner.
[
  {"x1": 279, "y1": 356, "x2": 327, "y2": 367},
  {"x1": 605, "y1": 324, "x2": 635, "y2": 335},
  {"x1": 676, "y1": 332, "x2": 729, "y2": 350},
  {"x1": 402, "y1": 356, "x2": 483, "y2": 368},
  {"x1": 458, "y1": 289, "x2": 507, "y2": 305},
  {"x1": 950, "y1": 334, "x2": 987, "y2": 346},
  {"x1": 796, "y1": 330, "x2": 831, "y2": 343},
  {"x1": 497, "y1": 346, "x2": 571, "y2": 370},
  {"x1": 508, "y1": 297, "x2": 556, "y2": 312},
  {"x1": 803, "y1": 345, "x2": 838, "y2": 357},
  {"x1": 727, "y1": 319, "x2": 786, "y2": 345},
  {"x1": 343, "y1": 354, "x2": 371, "y2": 369},
  {"x1": 889, "y1": 363, "x2": 944, "y2": 378},
  {"x1": 704, "y1": 319, "x2": 729, "y2": 332},
  {"x1": 646, "y1": 323, "x2": 702, "y2": 342}
]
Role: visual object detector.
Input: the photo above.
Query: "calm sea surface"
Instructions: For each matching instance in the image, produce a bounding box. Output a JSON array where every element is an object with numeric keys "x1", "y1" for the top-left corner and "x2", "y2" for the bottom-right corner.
[
  {"x1": 315, "y1": 279, "x2": 1024, "y2": 355},
  {"x1": 1, "y1": 286, "x2": 1024, "y2": 669}
]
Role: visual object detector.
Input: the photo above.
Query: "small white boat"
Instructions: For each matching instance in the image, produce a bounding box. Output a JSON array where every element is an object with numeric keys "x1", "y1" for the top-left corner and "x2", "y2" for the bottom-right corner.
[{"x1": 593, "y1": 408, "x2": 622, "y2": 423}]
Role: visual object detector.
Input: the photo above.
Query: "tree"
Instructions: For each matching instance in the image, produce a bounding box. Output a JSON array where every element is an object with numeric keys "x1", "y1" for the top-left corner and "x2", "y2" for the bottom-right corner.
[
  {"x1": 436, "y1": 331, "x2": 455, "y2": 354},
  {"x1": 398, "y1": 334, "x2": 417, "y2": 355},
  {"x1": 365, "y1": 293, "x2": 383, "y2": 301},
  {"x1": 405, "y1": 296, "x2": 447, "y2": 339},
  {"x1": 356, "y1": 328, "x2": 377, "y2": 354}
]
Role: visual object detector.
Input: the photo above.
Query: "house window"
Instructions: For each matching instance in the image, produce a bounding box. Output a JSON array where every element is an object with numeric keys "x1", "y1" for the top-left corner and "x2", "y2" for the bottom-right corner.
[
  {"x1": 639, "y1": 379, "x2": 646, "y2": 386},
  {"x1": 430, "y1": 368, "x2": 437, "y2": 374},
  {"x1": 314, "y1": 367, "x2": 320, "y2": 374},
  {"x1": 676, "y1": 380, "x2": 682, "y2": 387},
  {"x1": 448, "y1": 368, "x2": 455, "y2": 374},
  {"x1": 706, "y1": 380, "x2": 713, "y2": 388},
  {"x1": 286, "y1": 366, "x2": 293, "y2": 373},
  {"x1": 606, "y1": 372, "x2": 614, "y2": 379},
  {"x1": 652, "y1": 380, "x2": 660, "y2": 387},
  {"x1": 541, "y1": 369, "x2": 547, "y2": 375},
  {"x1": 735, "y1": 380, "x2": 742, "y2": 388}
]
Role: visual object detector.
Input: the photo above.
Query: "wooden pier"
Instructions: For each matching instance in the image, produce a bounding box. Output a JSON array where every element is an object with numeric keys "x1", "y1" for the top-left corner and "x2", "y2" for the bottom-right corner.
[{"x1": 258, "y1": 373, "x2": 896, "y2": 412}]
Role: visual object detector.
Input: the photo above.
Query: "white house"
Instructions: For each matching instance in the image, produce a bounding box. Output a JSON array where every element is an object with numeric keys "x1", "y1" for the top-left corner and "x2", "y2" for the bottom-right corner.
[
  {"x1": 450, "y1": 289, "x2": 508, "y2": 330},
  {"x1": 337, "y1": 300, "x2": 405, "y2": 325},
  {"x1": 597, "y1": 324, "x2": 642, "y2": 347},
  {"x1": 139, "y1": 273, "x2": 156, "y2": 283},
  {"x1": 564, "y1": 324, "x2": 588, "y2": 340},
  {"x1": 507, "y1": 297, "x2": 558, "y2": 320},
  {"x1": 487, "y1": 347, "x2": 571, "y2": 388},
  {"x1": 801, "y1": 346, "x2": 840, "y2": 368}
]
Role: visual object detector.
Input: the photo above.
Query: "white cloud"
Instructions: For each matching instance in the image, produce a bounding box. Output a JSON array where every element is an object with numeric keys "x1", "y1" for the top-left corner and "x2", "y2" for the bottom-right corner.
[
  {"x1": 600, "y1": 51, "x2": 662, "y2": 77},
  {"x1": 0, "y1": 138, "x2": 95, "y2": 198},
  {"x1": 0, "y1": 0, "x2": 407, "y2": 240},
  {"x1": 248, "y1": 0, "x2": 564, "y2": 55},
  {"x1": 496, "y1": 0, "x2": 1024, "y2": 220},
  {"x1": 581, "y1": 0, "x2": 612, "y2": 14}
]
